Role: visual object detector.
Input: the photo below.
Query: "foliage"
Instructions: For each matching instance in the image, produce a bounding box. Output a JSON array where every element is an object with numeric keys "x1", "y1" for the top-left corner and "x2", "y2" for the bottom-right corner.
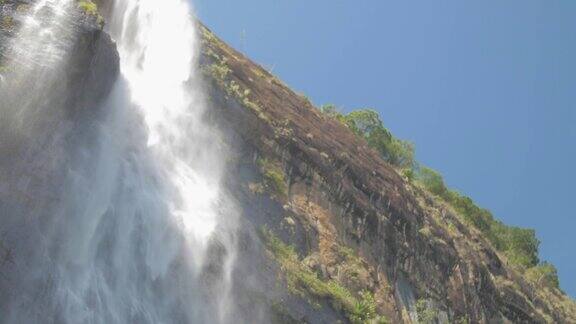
[
  {"x1": 502, "y1": 227, "x2": 540, "y2": 268},
  {"x1": 351, "y1": 291, "x2": 378, "y2": 322},
  {"x1": 449, "y1": 193, "x2": 493, "y2": 233},
  {"x1": 320, "y1": 104, "x2": 348, "y2": 125},
  {"x1": 320, "y1": 104, "x2": 339, "y2": 117},
  {"x1": 416, "y1": 167, "x2": 449, "y2": 198},
  {"x1": 350, "y1": 290, "x2": 389, "y2": 324},
  {"x1": 257, "y1": 158, "x2": 287, "y2": 198},
  {"x1": 207, "y1": 60, "x2": 231, "y2": 83},
  {"x1": 260, "y1": 228, "x2": 387, "y2": 323},
  {"x1": 345, "y1": 110, "x2": 385, "y2": 135},
  {"x1": 320, "y1": 106, "x2": 415, "y2": 168},
  {"x1": 345, "y1": 109, "x2": 415, "y2": 168},
  {"x1": 77, "y1": 0, "x2": 98, "y2": 16},
  {"x1": 454, "y1": 316, "x2": 470, "y2": 324},
  {"x1": 415, "y1": 299, "x2": 438, "y2": 324},
  {"x1": 414, "y1": 165, "x2": 540, "y2": 269},
  {"x1": 401, "y1": 168, "x2": 415, "y2": 182},
  {"x1": 202, "y1": 42, "x2": 265, "y2": 116},
  {"x1": 526, "y1": 262, "x2": 560, "y2": 289},
  {"x1": 76, "y1": 0, "x2": 103, "y2": 26},
  {"x1": 336, "y1": 246, "x2": 365, "y2": 281}
]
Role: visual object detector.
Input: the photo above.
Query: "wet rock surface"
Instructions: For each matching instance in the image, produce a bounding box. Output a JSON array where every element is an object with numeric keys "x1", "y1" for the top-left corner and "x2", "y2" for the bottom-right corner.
[
  {"x1": 0, "y1": 2, "x2": 119, "y2": 319},
  {"x1": 0, "y1": 0, "x2": 118, "y2": 115}
]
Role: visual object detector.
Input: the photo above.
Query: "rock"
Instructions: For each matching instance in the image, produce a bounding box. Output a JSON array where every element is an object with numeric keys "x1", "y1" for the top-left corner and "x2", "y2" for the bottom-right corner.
[
  {"x1": 0, "y1": 0, "x2": 119, "y2": 118},
  {"x1": 201, "y1": 23, "x2": 576, "y2": 323}
]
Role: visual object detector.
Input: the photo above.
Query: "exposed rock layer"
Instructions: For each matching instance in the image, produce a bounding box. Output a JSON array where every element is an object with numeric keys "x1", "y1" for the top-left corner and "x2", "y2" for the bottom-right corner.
[{"x1": 200, "y1": 24, "x2": 576, "y2": 323}]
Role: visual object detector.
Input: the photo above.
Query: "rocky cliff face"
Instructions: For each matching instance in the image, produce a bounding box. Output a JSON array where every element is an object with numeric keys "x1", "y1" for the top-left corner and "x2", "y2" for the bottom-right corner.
[
  {"x1": 0, "y1": 0, "x2": 118, "y2": 113},
  {"x1": 199, "y1": 25, "x2": 576, "y2": 323},
  {"x1": 0, "y1": 0, "x2": 118, "y2": 199}
]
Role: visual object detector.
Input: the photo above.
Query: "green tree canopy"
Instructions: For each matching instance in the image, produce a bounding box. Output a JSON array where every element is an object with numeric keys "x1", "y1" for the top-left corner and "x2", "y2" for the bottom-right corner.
[
  {"x1": 321, "y1": 107, "x2": 415, "y2": 168},
  {"x1": 526, "y1": 262, "x2": 560, "y2": 289}
]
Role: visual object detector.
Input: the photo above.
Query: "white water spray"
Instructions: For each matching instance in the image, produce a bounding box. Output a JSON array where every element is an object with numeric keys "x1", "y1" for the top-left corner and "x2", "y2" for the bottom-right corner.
[
  {"x1": 0, "y1": 0, "x2": 239, "y2": 322},
  {"x1": 111, "y1": 0, "x2": 222, "y2": 253},
  {"x1": 8, "y1": 0, "x2": 75, "y2": 70},
  {"x1": 0, "y1": 0, "x2": 76, "y2": 131}
]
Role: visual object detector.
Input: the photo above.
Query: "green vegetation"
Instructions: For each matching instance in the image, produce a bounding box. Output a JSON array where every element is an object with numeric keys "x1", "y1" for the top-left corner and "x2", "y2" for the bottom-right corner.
[
  {"x1": 415, "y1": 299, "x2": 439, "y2": 324},
  {"x1": 200, "y1": 33, "x2": 266, "y2": 118},
  {"x1": 336, "y1": 246, "x2": 366, "y2": 282},
  {"x1": 415, "y1": 165, "x2": 541, "y2": 269},
  {"x1": 206, "y1": 57, "x2": 259, "y2": 113},
  {"x1": 77, "y1": 0, "x2": 97, "y2": 15},
  {"x1": 260, "y1": 228, "x2": 388, "y2": 323},
  {"x1": 320, "y1": 104, "x2": 559, "y2": 287},
  {"x1": 257, "y1": 158, "x2": 288, "y2": 198},
  {"x1": 206, "y1": 58, "x2": 231, "y2": 84},
  {"x1": 454, "y1": 316, "x2": 471, "y2": 324},
  {"x1": 321, "y1": 105, "x2": 415, "y2": 168},
  {"x1": 76, "y1": 0, "x2": 103, "y2": 26},
  {"x1": 352, "y1": 290, "x2": 387, "y2": 324},
  {"x1": 526, "y1": 262, "x2": 560, "y2": 289}
]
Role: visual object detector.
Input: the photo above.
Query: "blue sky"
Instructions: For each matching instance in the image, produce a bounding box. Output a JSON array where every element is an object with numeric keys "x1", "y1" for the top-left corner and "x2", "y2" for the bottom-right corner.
[{"x1": 194, "y1": 0, "x2": 576, "y2": 297}]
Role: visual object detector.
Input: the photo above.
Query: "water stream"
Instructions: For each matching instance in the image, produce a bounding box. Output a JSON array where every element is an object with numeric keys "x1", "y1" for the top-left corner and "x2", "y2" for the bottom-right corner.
[{"x1": 0, "y1": 0, "x2": 238, "y2": 322}]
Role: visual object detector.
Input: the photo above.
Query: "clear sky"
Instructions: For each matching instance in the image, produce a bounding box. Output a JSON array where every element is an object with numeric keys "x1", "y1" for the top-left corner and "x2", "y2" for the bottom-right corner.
[{"x1": 194, "y1": 0, "x2": 576, "y2": 297}]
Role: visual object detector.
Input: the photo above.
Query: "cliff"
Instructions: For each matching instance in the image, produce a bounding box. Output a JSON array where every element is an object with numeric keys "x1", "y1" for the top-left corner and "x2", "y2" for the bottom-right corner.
[
  {"x1": 199, "y1": 25, "x2": 576, "y2": 323},
  {"x1": 0, "y1": 0, "x2": 118, "y2": 196},
  {"x1": 0, "y1": 0, "x2": 118, "y2": 113},
  {"x1": 1, "y1": 1, "x2": 574, "y2": 322}
]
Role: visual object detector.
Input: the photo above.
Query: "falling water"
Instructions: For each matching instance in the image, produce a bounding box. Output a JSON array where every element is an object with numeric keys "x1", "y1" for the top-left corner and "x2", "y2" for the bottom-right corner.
[
  {"x1": 0, "y1": 0, "x2": 239, "y2": 322},
  {"x1": 110, "y1": 0, "x2": 226, "y2": 253}
]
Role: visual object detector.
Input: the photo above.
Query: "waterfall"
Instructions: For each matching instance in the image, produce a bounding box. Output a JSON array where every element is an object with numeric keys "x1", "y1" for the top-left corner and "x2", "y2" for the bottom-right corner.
[
  {"x1": 110, "y1": 0, "x2": 225, "y2": 254},
  {"x1": 0, "y1": 0, "x2": 239, "y2": 322}
]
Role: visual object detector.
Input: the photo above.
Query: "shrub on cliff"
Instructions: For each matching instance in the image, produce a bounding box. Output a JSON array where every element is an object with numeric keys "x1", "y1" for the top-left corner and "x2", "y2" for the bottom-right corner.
[
  {"x1": 526, "y1": 262, "x2": 560, "y2": 289},
  {"x1": 260, "y1": 228, "x2": 389, "y2": 323},
  {"x1": 415, "y1": 166, "x2": 540, "y2": 269},
  {"x1": 415, "y1": 299, "x2": 439, "y2": 324},
  {"x1": 257, "y1": 158, "x2": 287, "y2": 198},
  {"x1": 416, "y1": 167, "x2": 449, "y2": 198},
  {"x1": 320, "y1": 106, "x2": 415, "y2": 168},
  {"x1": 77, "y1": 0, "x2": 98, "y2": 15},
  {"x1": 76, "y1": 0, "x2": 103, "y2": 26},
  {"x1": 502, "y1": 227, "x2": 540, "y2": 268}
]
